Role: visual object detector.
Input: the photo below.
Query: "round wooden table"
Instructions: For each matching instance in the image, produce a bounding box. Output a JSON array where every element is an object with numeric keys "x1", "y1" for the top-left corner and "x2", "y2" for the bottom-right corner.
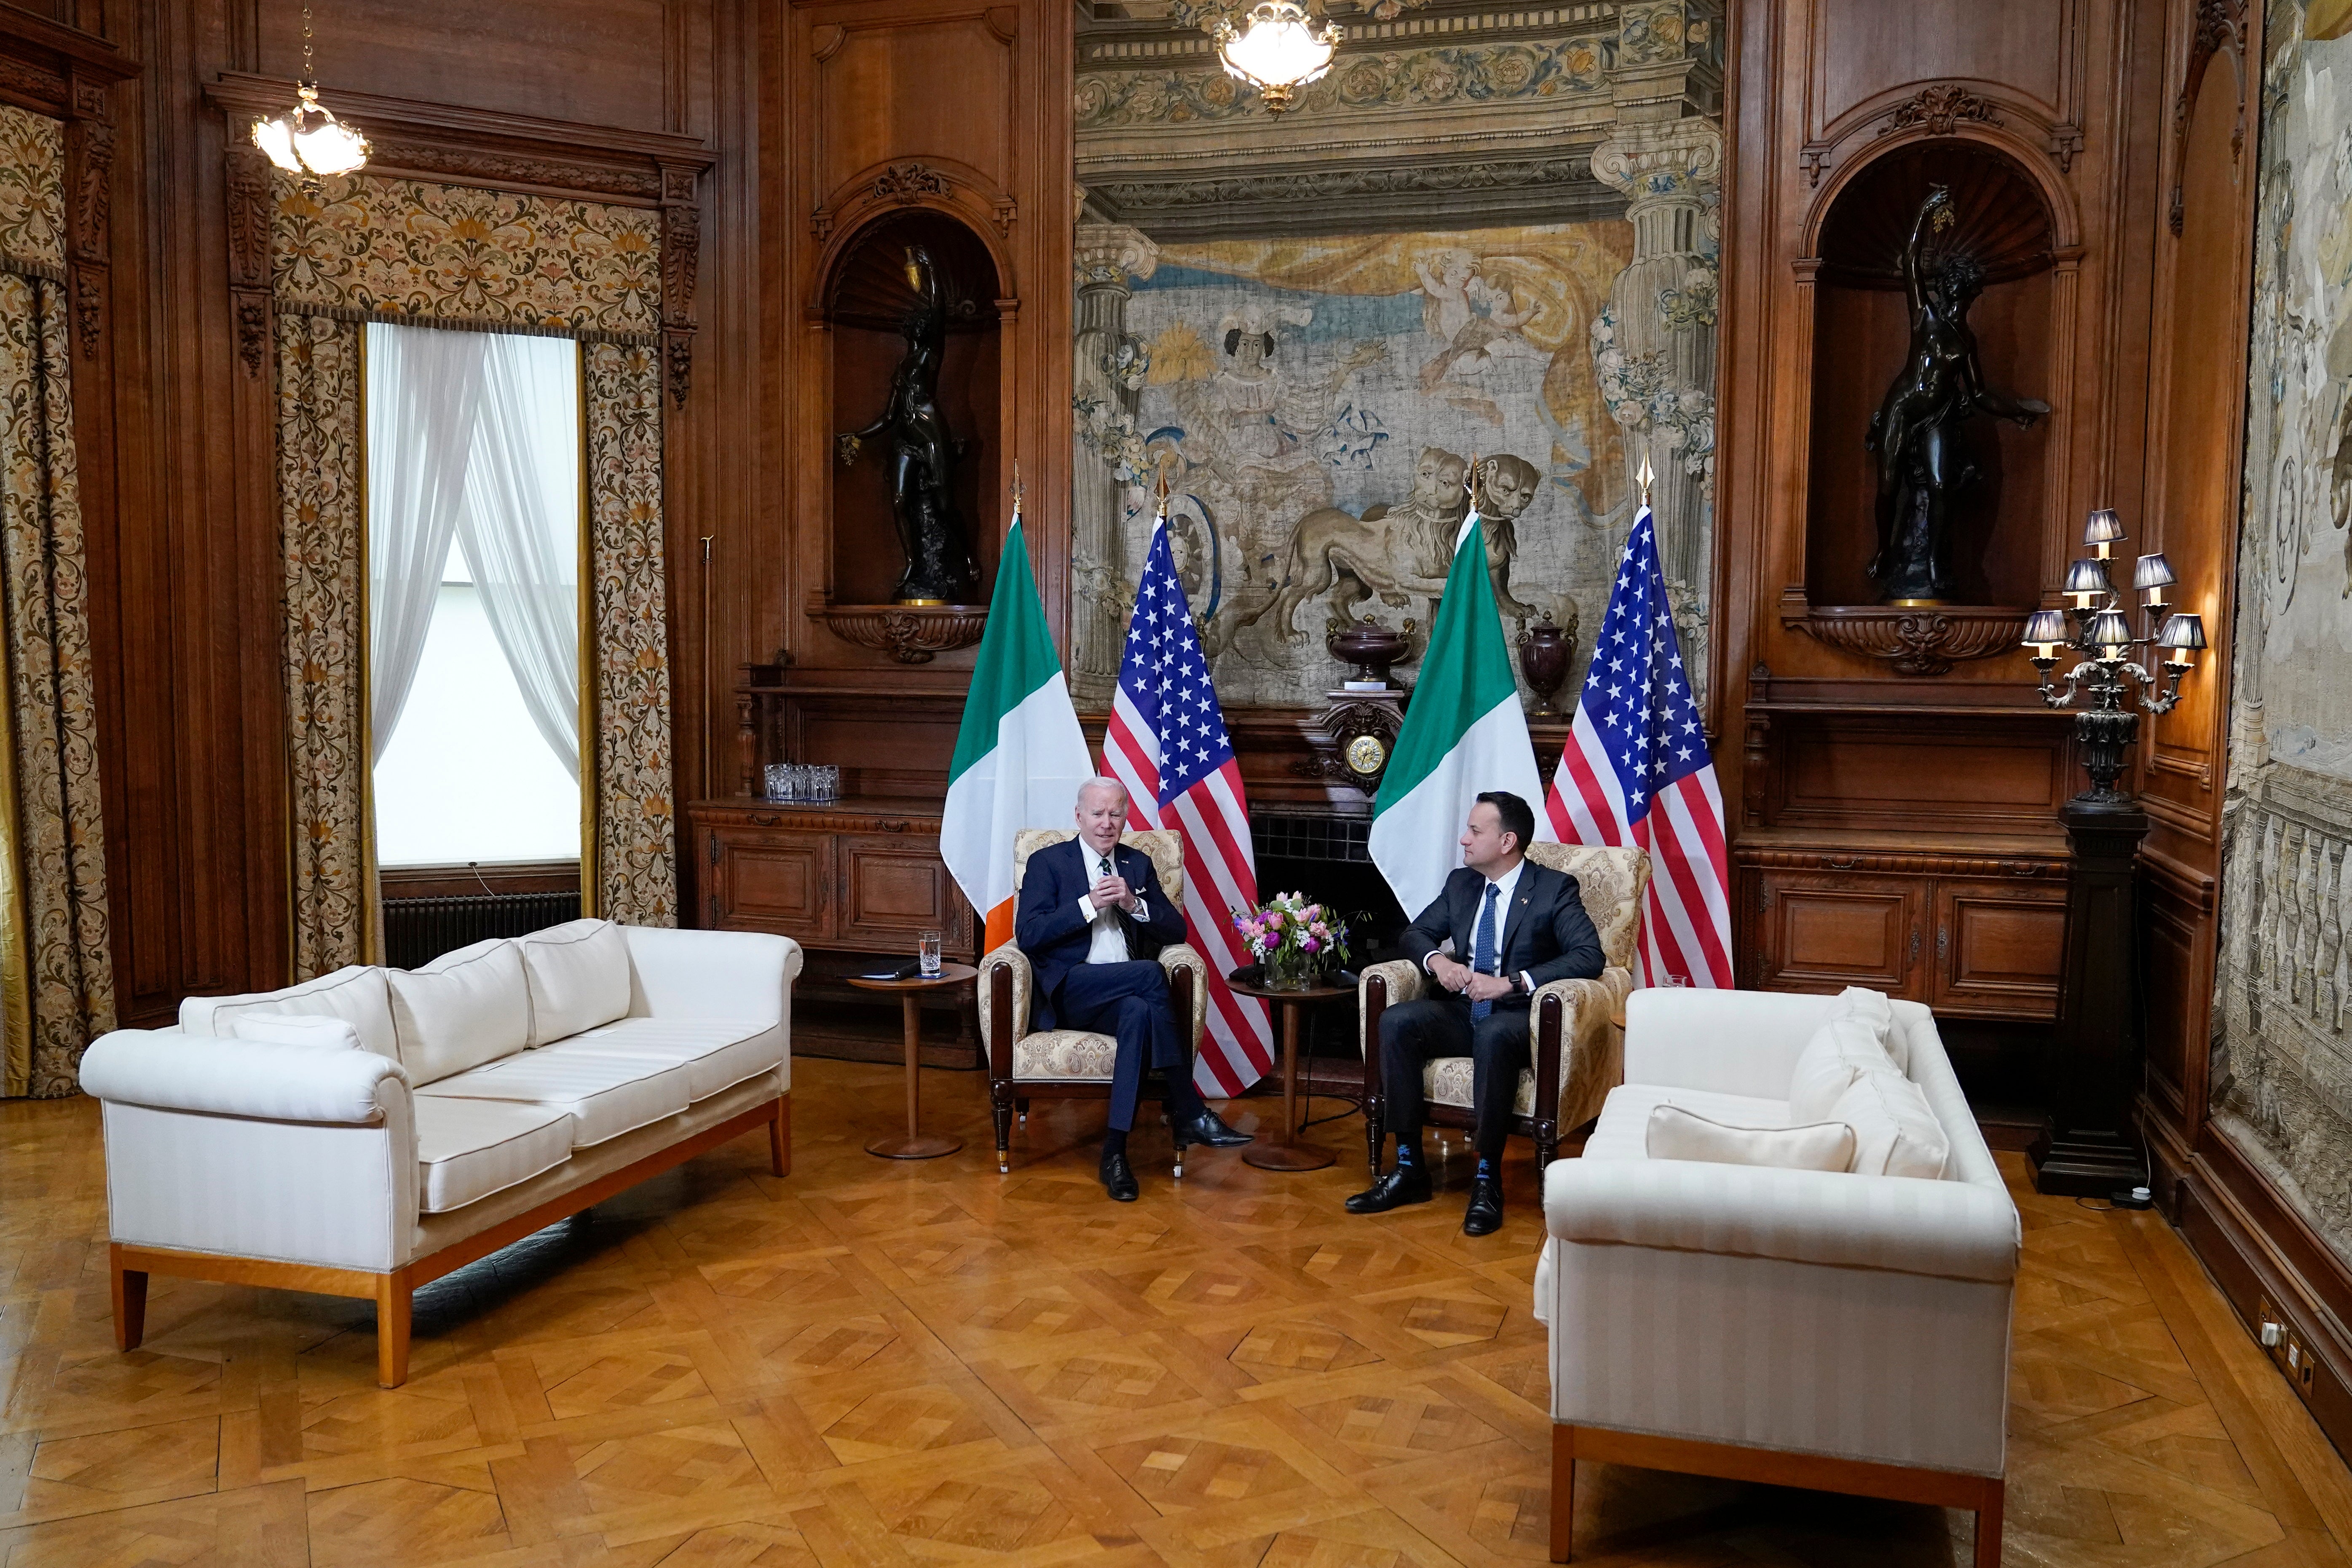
[
  {"x1": 847, "y1": 962, "x2": 977, "y2": 1160},
  {"x1": 1228, "y1": 976, "x2": 1352, "y2": 1171}
]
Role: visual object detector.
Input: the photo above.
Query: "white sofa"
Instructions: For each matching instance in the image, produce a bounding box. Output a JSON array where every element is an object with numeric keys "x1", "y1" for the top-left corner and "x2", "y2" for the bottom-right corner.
[
  {"x1": 78, "y1": 920, "x2": 798, "y2": 1388},
  {"x1": 1538, "y1": 987, "x2": 2019, "y2": 1565}
]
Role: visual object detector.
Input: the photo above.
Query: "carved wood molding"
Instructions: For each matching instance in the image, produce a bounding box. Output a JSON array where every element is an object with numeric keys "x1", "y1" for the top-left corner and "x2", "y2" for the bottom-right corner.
[
  {"x1": 2169, "y1": 0, "x2": 2249, "y2": 236},
  {"x1": 0, "y1": 18, "x2": 134, "y2": 361},
  {"x1": 204, "y1": 75, "x2": 712, "y2": 397},
  {"x1": 812, "y1": 602, "x2": 989, "y2": 664},
  {"x1": 1733, "y1": 846, "x2": 2067, "y2": 878},
  {"x1": 811, "y1": 157, "x2": 1019, "y2": 253},
  {"x1": 1779, "y1": 603, "x2": 2031, "y2": 677},
  {"x1": 1876, "y1": 84, "x2": 2006, "y2": 139}
]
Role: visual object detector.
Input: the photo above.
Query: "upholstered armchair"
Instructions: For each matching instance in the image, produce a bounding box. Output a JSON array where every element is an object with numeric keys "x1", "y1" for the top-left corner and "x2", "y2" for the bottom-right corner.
[
  {"x1": 1357, "y1": 843, "x2": 1650, "y2": 1179},
  {"x1": 979, "y1": 828, "x2": 1208, "y2": 1175}
]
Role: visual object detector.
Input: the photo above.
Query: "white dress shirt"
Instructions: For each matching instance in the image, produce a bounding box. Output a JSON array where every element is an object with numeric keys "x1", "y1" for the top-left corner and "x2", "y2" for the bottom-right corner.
[
  {"x1": 1075, "y1": 847, "x2": 1149, "y2": 965},
  {"x1": 1425, "y1": 858, "x2": 1535, "y2": 993}
]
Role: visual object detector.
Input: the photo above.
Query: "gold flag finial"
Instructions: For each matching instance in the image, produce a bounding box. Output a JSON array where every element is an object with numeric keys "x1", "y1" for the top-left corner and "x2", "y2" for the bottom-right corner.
[
  {"x1": 1155, "y1": 468, "x2": 1170, "y2": 517},
  {"x1": 1011, "y1": 459, "x2": 1024, "y2": 515},
  {"x1": 1465, "y1": 452, "x2": 1483, "y2": 514},
  {"x1": 1637, "y1": 454, "x2": 1654, "y2": 509}
]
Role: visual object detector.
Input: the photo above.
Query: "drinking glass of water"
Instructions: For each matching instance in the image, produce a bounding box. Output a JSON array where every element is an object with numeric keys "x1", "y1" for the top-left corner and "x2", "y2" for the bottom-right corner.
[{"x1": 917, "y1": 929, "x2": 943, "y2": 978}]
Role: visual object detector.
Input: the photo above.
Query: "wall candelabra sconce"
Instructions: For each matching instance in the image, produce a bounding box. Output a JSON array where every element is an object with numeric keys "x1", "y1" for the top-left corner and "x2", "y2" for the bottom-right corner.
[
  {"x1": 2022, "y1": 505, "x2": 2205, "y2": 1201},
  {"x1": 2024, "y1": 507, "x2": 2206, "y2": 804}
]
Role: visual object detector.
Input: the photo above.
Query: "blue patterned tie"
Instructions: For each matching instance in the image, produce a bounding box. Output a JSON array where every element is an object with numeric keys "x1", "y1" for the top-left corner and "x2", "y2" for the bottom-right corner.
[{"x1": 1471, "y1": 882, "x2": 1500, "y2": 1021}]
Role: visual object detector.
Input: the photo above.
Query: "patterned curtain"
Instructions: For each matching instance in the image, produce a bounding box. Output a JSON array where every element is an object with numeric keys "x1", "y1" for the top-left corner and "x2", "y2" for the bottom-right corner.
[
  {"x1": 276, "y1": 314, "x2": 367, "y2": 978},
  {"x1": 584, "y1": 344, "x2": 676, "y2": 925},
  {"x1": 0, "y1": 106, "x2": 114, "y2": 1095},
  {"x1": 269, "y1": 172, "x2": 678, "y2": 963}
]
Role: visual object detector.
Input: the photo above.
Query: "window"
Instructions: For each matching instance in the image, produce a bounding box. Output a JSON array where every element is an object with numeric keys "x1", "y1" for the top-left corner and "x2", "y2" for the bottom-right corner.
[{"x1": 365, "y1": 324, "x2": 584, "y2": 868}]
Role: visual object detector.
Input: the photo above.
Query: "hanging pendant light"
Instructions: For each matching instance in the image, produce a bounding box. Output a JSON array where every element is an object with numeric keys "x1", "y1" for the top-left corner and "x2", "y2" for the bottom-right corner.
[
  {"x1": 252, "y1": 7, "x2": 371, "y2": 179},
  {"x1": 1214, "y1": 0, "x2": 1341, "y2": 115}
]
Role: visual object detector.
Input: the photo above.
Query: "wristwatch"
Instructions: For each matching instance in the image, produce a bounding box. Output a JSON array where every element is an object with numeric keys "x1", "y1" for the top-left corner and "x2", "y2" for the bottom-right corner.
[{"x1": 1513, "y1": 975, "x2": 1530, "y2": 997}]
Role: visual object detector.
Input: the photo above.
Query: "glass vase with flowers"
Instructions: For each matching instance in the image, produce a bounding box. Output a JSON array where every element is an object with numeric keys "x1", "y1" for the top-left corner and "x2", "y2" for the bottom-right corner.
[{"x1": 1230, "y1": 892, "x2": 1351, "y2": 991}]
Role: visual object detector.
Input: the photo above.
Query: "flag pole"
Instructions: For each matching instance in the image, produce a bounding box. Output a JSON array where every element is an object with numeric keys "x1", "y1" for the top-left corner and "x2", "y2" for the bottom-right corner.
[{"x1": 1637, "y1": 454, "x2": 1653, "y2": 512}]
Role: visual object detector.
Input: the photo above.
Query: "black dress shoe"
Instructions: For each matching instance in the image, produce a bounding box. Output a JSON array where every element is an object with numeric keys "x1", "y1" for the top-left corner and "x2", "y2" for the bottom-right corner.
[
  {"x1": 1172, "y1": 1108, "x2": 1253, "y2": 1148},
  {"x1": 1344, "y1": 1163, "x2": 1434, "y2": 1214},
  {"x1": 1463, "y1": 1175, "x2": 1504, "y2": 1236},
  {"x1": 1100, "y1": 1149, "x2": 1140, "y2": 1202}
]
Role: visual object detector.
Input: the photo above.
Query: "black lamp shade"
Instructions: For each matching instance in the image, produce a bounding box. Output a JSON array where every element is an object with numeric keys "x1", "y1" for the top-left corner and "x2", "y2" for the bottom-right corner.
[
  {"x1": 2023, "y1": 610, "x2": 2068, "y2": 647},
  {"x1": 2083, "y1": 508, "x2": 2125, "y2": 546},
  {"x1": 2157, "y1": 611, "x2": 2207, "y2": 652},
  {"x1": 2133, "y1": 552, "x2": 2176, "y2": 591},
  {"x1": 2064, "y1": 558, "x2": 2109, "y2": 595},
  {"x1": 2086, "y1": 609, "x2": 2132, "y2": 649}
]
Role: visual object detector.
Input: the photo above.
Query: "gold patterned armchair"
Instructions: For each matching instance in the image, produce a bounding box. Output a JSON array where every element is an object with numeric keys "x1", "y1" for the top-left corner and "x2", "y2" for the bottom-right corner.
[
  {"x1": 978, "y1": 828, "x2": 1209, "y2": 1175},
  {"x1": 1357, "y1": 843, "x2": 1650, "y2": 1182}
]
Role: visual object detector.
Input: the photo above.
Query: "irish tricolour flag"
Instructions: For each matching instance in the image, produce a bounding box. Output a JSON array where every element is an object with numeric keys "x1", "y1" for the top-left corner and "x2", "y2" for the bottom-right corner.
[
  {"x1": 1368, "y1": 507, "x2": 1554, "y2": 914},
  {"x1": 941, "y1": 515, "x2": 1096, "y2": 952}
]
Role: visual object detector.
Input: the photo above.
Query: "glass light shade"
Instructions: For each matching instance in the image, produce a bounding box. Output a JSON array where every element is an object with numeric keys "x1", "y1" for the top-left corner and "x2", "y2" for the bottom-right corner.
[
  {"x1": 251, "y1": 82, "x2": 370, "y2": 178},
  {"x1": 1214, "y1": 0, "x2": 1339, "y2": 113},
  {"x1": 2086, "y1": 609, "x2": 2132, "y2": 651},
  {"x1": 2157, "y1": 611, "x2": 2207, "y2": 659},
  {"x1": 2133, "y1": 551, "x2": 2176, "y2": 591},
  {"x1": 2023, "y1": 609, "x2": 2068, "y2": 653}
]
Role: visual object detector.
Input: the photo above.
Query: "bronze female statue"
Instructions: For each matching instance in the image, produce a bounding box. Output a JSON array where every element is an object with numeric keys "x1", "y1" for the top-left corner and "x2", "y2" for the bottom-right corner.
[
  {"x1": 1864, "y1": 185, "x2": 2049, "y2": 602},
  {"x1": 836, "y1": 246, "x2": 979, "y2": 604}
]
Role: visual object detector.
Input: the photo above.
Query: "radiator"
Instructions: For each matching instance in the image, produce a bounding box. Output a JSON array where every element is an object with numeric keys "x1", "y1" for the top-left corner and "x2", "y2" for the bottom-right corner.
[{"x1": 382, "y1": 890, "x2": 581, "y2": 970}]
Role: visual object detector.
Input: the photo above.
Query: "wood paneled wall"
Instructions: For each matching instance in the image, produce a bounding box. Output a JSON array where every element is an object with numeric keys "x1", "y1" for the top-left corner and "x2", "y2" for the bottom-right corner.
[{"x1": 0, "y1": 0, "x2": 1072, "y2": 1030}]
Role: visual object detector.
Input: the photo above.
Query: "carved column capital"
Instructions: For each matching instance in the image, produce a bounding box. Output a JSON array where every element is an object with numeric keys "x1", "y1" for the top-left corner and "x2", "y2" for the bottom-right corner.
[
  {"x1": 1589, "y1": 117, "x2": 1724, "y2": 208},
  {"x1": 1073, "y1": 223, "x2": 1159, "y2": 288},
  {"x1": 658, "y1": 161, "x2": 702, "y2": 407}
]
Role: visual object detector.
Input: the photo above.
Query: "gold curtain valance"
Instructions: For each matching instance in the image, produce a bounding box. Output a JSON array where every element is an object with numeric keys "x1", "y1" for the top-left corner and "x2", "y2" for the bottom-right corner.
[{"x1": 270, "y1": 172, "x2": 662, "y2": 338}]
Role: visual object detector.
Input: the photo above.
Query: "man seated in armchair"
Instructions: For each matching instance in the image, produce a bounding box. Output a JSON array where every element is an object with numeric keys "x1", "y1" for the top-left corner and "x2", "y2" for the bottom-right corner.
[
  {"x1": 1347, "y1": 790, "x2": 1603, "y2": 1235},
  {"x1": 1016, "y1": 777, "x2": 1252, "y2": 1201}
]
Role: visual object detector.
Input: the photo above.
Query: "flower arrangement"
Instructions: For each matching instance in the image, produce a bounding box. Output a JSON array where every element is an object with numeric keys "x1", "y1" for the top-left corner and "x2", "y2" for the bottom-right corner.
[{"x1": 1230, "y1": 892, "x2": 1352, "y2": 990}]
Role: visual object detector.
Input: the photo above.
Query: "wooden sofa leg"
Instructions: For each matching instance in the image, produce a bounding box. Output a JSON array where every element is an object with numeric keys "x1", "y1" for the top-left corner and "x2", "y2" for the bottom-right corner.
[
  {"x1": 110, "y1": 1245, "x2": 147, "y2": 1352},
  {"x1": 1550, "y1": 1423, "x2": 1575, "y2": 1563},
  {"x1": 1974, "y1": 1478, "x2": 2003, "y2": 1568},
  {"x1": 769, "y1": 1094, "x2": 792, "y2": 1178},
  {"x1": 376, "y1": 1273, "x2": 413, "y2": 1388}
]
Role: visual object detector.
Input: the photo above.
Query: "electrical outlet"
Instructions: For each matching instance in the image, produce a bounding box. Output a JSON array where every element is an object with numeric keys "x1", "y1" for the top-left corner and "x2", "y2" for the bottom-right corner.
[{"x1": 2256, "y1": 1294, "x2": 2320, "y2": 1399}]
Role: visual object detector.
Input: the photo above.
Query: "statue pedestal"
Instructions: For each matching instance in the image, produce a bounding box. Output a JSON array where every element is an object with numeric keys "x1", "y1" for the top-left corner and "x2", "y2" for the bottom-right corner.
[{"x1": 2027, "y1": 795, "x2": 2150, "y2": 1196}]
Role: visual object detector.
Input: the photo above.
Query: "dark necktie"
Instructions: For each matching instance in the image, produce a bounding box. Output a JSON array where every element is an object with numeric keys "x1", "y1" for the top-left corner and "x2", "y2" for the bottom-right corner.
[{"x1": 1471, "y1": 882, "x2": 1500, "y2": 1021}]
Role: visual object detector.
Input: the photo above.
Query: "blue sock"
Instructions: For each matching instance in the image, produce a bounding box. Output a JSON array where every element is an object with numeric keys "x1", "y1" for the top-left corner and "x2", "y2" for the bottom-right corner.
[
  {"x1": 1395, "y1": 1139, "x2": 1423, "y2": 1168},
  {"x1": 1475, "y1": 1156, "x2": 1495, "y2": 1181}
]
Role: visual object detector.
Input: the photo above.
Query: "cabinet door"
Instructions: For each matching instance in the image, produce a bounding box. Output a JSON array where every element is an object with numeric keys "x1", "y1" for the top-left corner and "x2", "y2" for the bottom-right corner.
[
  {"x1": 1930, "y1": 878, "x2": 2067, "y2": 1019},
  {"x1": 836, "y1": 834, "x2": 965, "y2": 950},
  {"x1": 708, "y1": 826, "x2": 833, "y2": 940},
  {"x1": 1751, "y1": 871, "x2": 1923, "y2": 997}
]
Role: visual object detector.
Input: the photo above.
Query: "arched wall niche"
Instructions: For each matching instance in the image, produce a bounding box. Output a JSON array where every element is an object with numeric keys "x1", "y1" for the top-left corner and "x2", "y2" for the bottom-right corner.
[
  {"x1": 819, "y1": 206, "x2": 1007, "y2": 613},
  {"x1": 1803, "y1": 139, "x2": 2060, "y2": 611}
]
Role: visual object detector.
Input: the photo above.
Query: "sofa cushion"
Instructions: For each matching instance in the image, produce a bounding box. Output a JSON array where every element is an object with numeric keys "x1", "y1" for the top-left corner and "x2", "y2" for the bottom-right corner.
[
  {"x1": 1835, "y1": 985, "x2": 1904, "y2": 1072},
  {"x1": 1427, "y1": 1058, "x2": 1543, "y2": 1118},
  {"x1": 414, "y1": 1097, "x2": 576, "y2": 1213},
  {"x1": 520, "y1": 919, "x2": 632, "y2": 1047},
  {"x1": 549, "y1": 1018, "x2": 782, "y2": 1102},
  {"x1": 181, "y1": 965, "x2": 398, "y2": 1061},
  {"x1": 1832, "y1": 1067, "x2": 1949, "y2": 1179},
  {"x1": 388, "y1": 939, "x2": 530, "y2": 1085},
  {"x1": 416, "y1": 1048, "x2": 691, "y2": 1147},
  {"x1": 1583, "y1": 1083, "x2": 1793, "y2": 1162},
  {"x1": 228, "y1": 1013, "x2": 365, "y2": 1052},
  {"x1": 1645, "y1": 1104, "x2": 1856, "y2": 1172},
  {"x1": 1786, "y1": 1013, "x2": 1897, "y2": 1123},
  {"x1": 1011, "y1": 1030, "x2": 1118, "y2": 1080}
]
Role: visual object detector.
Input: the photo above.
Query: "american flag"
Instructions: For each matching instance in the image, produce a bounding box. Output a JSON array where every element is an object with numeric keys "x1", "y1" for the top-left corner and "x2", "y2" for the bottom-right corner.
[
  {"x1": 1103, "y1": 520, "x2": 1275, "y2": 1096},
  {"x1": 1545, "y1": 503, "x2": 1733, "y2": 987}
]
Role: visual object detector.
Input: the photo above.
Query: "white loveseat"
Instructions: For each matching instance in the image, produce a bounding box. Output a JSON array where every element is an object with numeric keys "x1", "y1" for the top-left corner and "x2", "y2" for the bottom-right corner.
[
  {"x1": 1538, "y1": 987, "x2": 2019, "y2": 1565},
  {"x1": 78, "y1": 920, "x2": 798, "y2": 1388}
]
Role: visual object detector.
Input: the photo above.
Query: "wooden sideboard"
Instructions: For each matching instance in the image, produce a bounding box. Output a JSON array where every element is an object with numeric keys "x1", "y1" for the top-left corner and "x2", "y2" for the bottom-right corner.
[
  {"x1": 685, "y1": 797, "x2": 978, "y2": 1048},
  {"x1": 1733, "y1": 828, "x2": 2070, "y2": 1022}
]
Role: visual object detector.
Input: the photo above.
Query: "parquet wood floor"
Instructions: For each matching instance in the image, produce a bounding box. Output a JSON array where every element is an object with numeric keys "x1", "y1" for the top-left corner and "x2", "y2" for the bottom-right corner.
[{"x1": 5, "y1": 1058, "x2": 2351, "y2": 1566}]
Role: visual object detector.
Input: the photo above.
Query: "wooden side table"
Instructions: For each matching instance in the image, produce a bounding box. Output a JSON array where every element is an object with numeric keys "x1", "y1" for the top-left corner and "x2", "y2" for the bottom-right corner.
[
  {"x1": 1228, "y1": 977, "x2": 1353, "y2": 1172},
  {"x1": 847, "y1": 963, "x2": 978, "y2": 1159}
]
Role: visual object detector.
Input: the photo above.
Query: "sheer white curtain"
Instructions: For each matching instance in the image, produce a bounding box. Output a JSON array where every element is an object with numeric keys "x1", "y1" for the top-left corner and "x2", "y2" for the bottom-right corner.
[
  {"x1": 365, "y1": 324, "x2": 489, "y2": 761},
  {"x1": 458, "y1": 335, "x2": 581, "y2": 779}
]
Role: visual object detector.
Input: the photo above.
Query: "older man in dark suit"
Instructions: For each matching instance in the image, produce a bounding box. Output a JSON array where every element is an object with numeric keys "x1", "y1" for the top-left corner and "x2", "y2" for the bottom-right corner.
[
  {"x1": 1017, "y1": 777, "x2": 1252, "y2": 1201},
  {"x1": 1347, "y1": 790, "x2": 1603, "y2": 1235}
]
